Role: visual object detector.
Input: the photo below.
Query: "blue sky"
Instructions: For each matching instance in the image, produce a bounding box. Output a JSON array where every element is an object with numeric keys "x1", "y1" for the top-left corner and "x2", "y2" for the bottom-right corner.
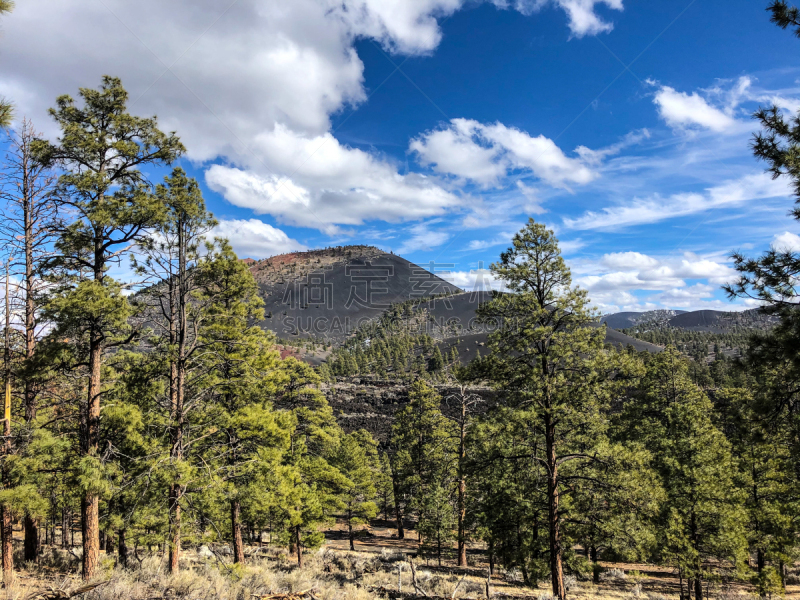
[{"x1": 3, "y1": 0, "x2": 800, "y2": 312}]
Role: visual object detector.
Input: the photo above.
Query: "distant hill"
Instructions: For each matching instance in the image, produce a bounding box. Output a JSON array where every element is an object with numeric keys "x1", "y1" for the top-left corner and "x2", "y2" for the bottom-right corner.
[
  {"x1": 249, "y1": 245, "x2": 460, "y2": 344},
  {"x1": 600, "y1": 310, "x2": 686, "y2": 330},
  {"x1": 602, "y1": 307, "x2": 777, "y2": 334},
  {"x1": 602, "y1": 307, "x2": 779, "y2": 364},
  {"x1": 421, "y1": 291, "x2": 663, "y2": 363},
  {"x1": 246, "y1": 246, "x2": 663, "y2": 369}
]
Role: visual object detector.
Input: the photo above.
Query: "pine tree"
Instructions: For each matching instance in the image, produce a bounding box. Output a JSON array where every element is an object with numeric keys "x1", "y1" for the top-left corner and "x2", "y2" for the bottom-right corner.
[
  {"x1": 620, "y1": 348, "x2": 747, "y2": 600},
  {"x1": 33, "y1": 76, "x2": 183, "y2": 578},
  {"x1": 428, "y1": 346, "x2": 444, "y2": 373},
  {"x1": 131, "y1": 167, "x2": 215, "y2": 573},
  {"x1": 196, "y1": 240, "x2": 282, "y2": 564},
  {"x1": 715, "y1": 386, "x2": 798, "y2": 595},
  {"x1": 474, "y1": 219, "x2": 641, "y2": 600},
  {"x1": 391, "y1": 380, "x2": 457, "y2": 555},
  {"x1": 467, "y1": 405, "x2": 549, "y2": 585},
  {"x1": 417, "y1": 483, "x2": 456, "y2": 566},
  {"x1": 443, "y1": 370, "x2": 483, "y2": 567},
  {"x1": 333, "y1": 430, "x2": 379, "y2": 551},
  {"x1": 375, "y1": 452, "x2": 395, "y2": 521},
  {"x1": 0, "y1": 118, "x2": 59, "y2": 563}
]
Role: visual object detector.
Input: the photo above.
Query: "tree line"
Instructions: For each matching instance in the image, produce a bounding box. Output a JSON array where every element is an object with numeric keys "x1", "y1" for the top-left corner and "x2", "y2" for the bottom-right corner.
[
  {"x1": 0, "y1": 78, "x2": 387, "y2": 584},
  {"x1": 386, "y1": 220, "x2": 796, "y2": 600}
]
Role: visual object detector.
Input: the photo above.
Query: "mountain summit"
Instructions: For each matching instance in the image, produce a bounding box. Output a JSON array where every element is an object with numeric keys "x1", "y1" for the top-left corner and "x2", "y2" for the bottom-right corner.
[{"x1": 245, "y1": 246, "x2": 662, "y2": 361}]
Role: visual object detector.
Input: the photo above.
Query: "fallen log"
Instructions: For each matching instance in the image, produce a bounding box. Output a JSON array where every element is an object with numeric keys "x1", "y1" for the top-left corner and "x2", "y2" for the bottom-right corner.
[{"x1": 24, "y1": 581, "x2": 107, "y2": 600}]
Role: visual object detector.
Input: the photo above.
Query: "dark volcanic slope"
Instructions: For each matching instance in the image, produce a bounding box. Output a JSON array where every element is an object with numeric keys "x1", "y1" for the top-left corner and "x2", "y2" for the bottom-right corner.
[
  {"x1": 600, "y1": 312, "x2": 647, "y2": 330},
  {"x1": 419, "y1": 291, "x2": 662, "y2": 357},
  {"x1": 600, "y1": 309, "x2": 688, "y2": 330},
  {"x1": 250, "y1": 246, "x2": 461, "y2": 343},
  {"x1": 667, "y1": 310, "x2": 726, "y2": 331},
  {"x1": 602, "y1": 308, "x2": 776, "y2": 334}
]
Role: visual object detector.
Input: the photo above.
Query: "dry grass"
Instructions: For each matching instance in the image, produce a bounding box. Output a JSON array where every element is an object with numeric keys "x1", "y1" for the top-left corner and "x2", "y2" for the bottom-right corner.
[{"x1": 3, "y1": 535, "x2": 795, "y2": 600}]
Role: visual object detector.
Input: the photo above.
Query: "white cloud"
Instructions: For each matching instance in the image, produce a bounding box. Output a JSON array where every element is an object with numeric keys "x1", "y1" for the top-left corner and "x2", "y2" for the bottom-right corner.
[
  {"x1": 564, "y1": 173, "x2": 791, "y2": 231},
  {"x1": 552, "y1": 0, "x2": 624, "y2": 37},
  {"x1": 0, "y1": 0, "x2": 623, "y2": 243},
  {"x1": 395, "y1": 223, "x2": 450, "y2": 254},
  {"x1": 410, "y1": 118, "x2": 596, "y2": 188},
  {"x1": 492, "y1": 0, "x2": 623, "y2": 36},
  {"x1": 600, "y1": 251, "x2": 659, "y2": 270},
  {"x1": 574, "y1": 251, "x2": 740, "y2": 312},
  {"x1": 442, "y1": 268, "x2": 504, "y2": 291},
  {"x1": 206, "y1": 152, "x2": 461, "y2": 235},
  {"x1": 575, "y1": 129, "x2": 650, "y2": 165},
  {"x1": 559, "y1": 239, "x2": 586, "y2": 255},
  {"x1": 212, "y1": 219, "x2": 306, "y2": 259},
  {"x1": 772, "y1": 231, "x2": 800, "y2": 252},
  {"x1": 654, "y1": 85, "x2": 737, "y2": 132},
  {"x1": 467, "y1": 236, "x2": 510, "y2": 251}
]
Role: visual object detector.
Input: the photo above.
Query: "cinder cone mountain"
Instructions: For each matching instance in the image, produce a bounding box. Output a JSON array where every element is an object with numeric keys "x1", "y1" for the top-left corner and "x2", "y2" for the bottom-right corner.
[{"x1": 244, "y1": 246, "x2": 664, "y2": 361}]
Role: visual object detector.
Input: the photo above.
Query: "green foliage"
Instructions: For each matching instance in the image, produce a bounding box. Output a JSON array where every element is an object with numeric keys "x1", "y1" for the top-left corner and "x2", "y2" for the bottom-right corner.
[
  {"x1": 333, "y1": 430, "x2": 380, "y2": 548},
  {"x1": 471, "y1": 219, "x2": 648, "y2": 596},
  {"x1": 619, "y1": 348, "x2": 748, "y2": 583},
  {"x1": 391, "y1": 380, "x2": 457, "y2": 561}
]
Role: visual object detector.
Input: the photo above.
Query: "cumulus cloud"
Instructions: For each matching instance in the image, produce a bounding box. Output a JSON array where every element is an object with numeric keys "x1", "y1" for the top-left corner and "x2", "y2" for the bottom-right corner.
[
  {"x1": 600, "y1": 251, "x2": 659, "y2": 270},
  {"x1": 410, "y1": 118, "x2": 596, "y2": 188},
  {"x1": 442, "y1": 268, "x2": 505, "y2": 291},
  {"x1": 206, "y1": 160, "x2": 461, "y2": 235},
  {"x1": 492, "y1": 0, "x2": 623, "y2": 37},
  {"x1": 574, "y1": 251, "x2": 739, "y2": 313},
  {"x1": 564, "y1": 173, "x2": 791, "y2": 231},
  {"x1": 551, "y1": 0, "x2": 624, "y2": 37},
  {"x1": 0, "y1": 0, "x2": 624, "y2": 242},
  {"x1": 771, "y1": 231, "x2": 800, "y2": 252},
  {"x1": 654, "y1": 86, "x2": 737, "y2": 132},
  {"x1": 212, "y1": 219, "x2": 306, "y2": 259}
]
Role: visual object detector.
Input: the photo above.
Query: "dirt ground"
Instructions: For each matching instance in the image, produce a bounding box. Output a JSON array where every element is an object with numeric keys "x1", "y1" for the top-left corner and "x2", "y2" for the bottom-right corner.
[
  {"x1": 4, "y1": 519, "x2": 798, "y2": 599},
  {"x1": 323, "y1": 518, "x2": 800, "y2": 599}
]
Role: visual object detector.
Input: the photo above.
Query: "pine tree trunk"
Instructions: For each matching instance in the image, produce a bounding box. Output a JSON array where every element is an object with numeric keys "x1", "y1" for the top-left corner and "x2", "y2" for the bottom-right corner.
[
  {"x1": 757, "y1": 549, "x2": 764, "y2": 589},
  {"x1": 391, "y1": 468, "x2": 404, "y2": 539},
  {"x1": 1, "y1": 506, "x2": 12, "y2": 587},
  {"x1": 21, "y1": 127, "x2": 41, "y2": 564},
  {"x1": 457, "y1": 401, "x2": 467, "y2": 567},
  {"x1": 545, "y1": 415, "x2": 566, "y2": 600},
  {"x1": 62, "y1": 507, "x2": 69, "y2": 549},
  {"x1": 690, "y1": 511, "x2": 702, "y2": 600},
  {"x1": 118, "y1": 530, "x2": 128, "y2": 568},
  {"x1": 591, "y1": 546, "x2": 600, "y2": 583},
  {"x1": 167, "y1": 267, "x2": 183, "y2": 575},
  {"x1": 231, "y1": 500, "x2": 244, "y2": 564},
  {"x1": 168, "y1": 484, "x2": 181, "y2": 573},
  {"x1": 295, "y1": 525, "x2": 303, "y2": 568},
  {"x1": 349, "y1": 521, "x2": 355, "y2": 551},
  {"x1": 82, "y1": 492, "x2": 100, "y2": 580},
  {"x1": 21, "y1": 516, "x2": 38, "y2": 563}
]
